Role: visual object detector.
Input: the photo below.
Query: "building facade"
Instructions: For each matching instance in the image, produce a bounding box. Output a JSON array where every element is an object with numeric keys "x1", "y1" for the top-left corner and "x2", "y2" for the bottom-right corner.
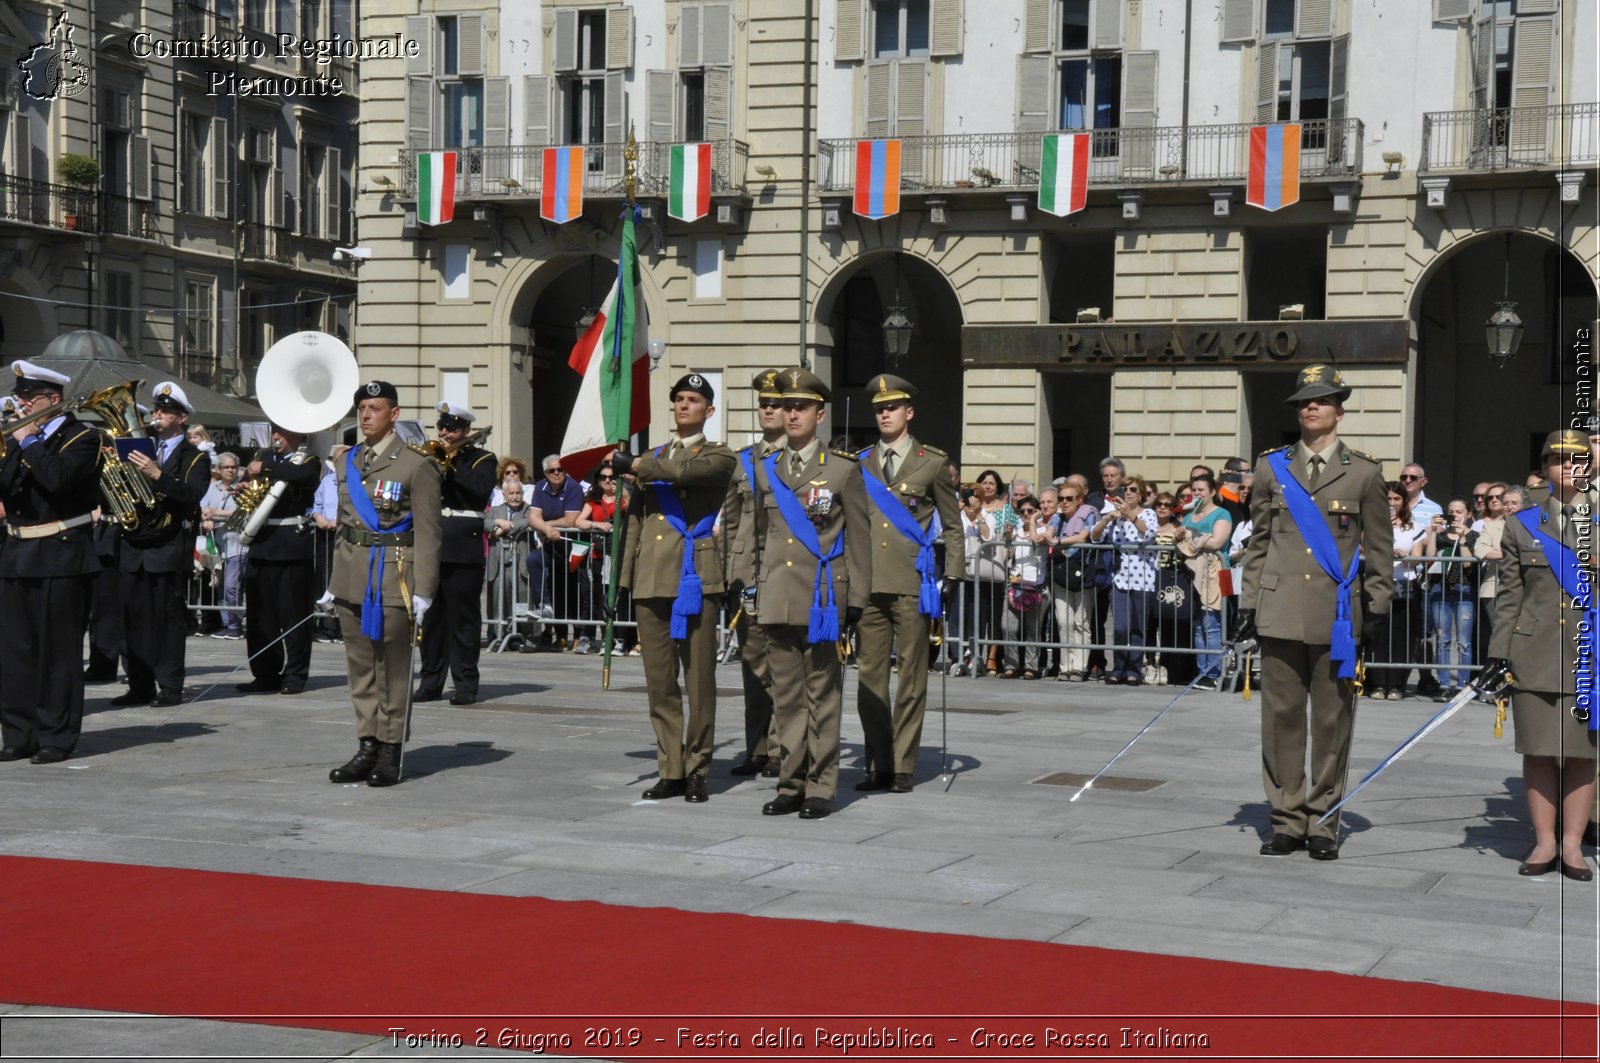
[{"x1": 347, "y1": 2, "x2": 1592, "y2": 484}]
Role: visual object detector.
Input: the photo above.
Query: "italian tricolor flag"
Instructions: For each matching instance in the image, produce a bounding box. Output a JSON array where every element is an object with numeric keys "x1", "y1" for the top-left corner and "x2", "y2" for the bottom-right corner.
[
  {"x1": 416, "y1": 151, "x2": 457, "y2": 225},
  {"x1": 668, "y1": 143, "x2": 712, "y2": 222},
  {"x1": 558, "y1": 208, "x2": 650, "y2": 475},
  {"x1": 1038, "y1": 133, "x2": 1089, "y2": 217}
]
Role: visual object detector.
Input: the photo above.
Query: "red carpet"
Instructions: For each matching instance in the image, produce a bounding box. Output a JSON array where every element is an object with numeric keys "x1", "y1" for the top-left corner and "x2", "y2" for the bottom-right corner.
[{"x1": 2, "y1": 856, "x2": 1594, "y2": 1061}]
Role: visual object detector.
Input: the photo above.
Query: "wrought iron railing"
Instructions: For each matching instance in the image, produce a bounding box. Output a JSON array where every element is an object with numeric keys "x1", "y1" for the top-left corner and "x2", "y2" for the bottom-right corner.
[
  {"x1": 0, "y1": 173, "x2": 99, "y2": 232},
  {"x1": 818, "y1": 118, "x2": 1365, "y2": 193},
  {"x1": 402, "y1": 138, "x2": 750, "y2": 202},
  {"x1": 1419, "y1": 102, "x2": 1599, "y2": 172},
  {"x1": 100, "y1": 192, "x2": 156, "y2": 239},
  {"x1": 239, "y1": 222, "x2": 294, "y2": 264}
]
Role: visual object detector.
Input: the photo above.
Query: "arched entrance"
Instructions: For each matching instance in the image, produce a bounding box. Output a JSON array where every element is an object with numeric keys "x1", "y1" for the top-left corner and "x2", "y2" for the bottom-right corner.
[
  {"x1": 0, "y1": 277, "x2": 56, "y2": 354},
  {"x1": 1413, "y1": 232, "x2": 1597, "y2": 490},
  {"x1": 816, "y1": 253, "x2": 964, "y2": 457}
]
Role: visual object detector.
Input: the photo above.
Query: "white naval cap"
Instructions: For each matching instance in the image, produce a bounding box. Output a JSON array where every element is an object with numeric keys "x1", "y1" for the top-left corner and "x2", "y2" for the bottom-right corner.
[
  {"x1": 434, "y1": 400, "x2": 476, "y2": 424},
  {"x1": 151, "y1": 380, "x2": 195, "y2": 415},
  {"x1": 11, "y1": 359, "x2": 71, "y2": 393}
]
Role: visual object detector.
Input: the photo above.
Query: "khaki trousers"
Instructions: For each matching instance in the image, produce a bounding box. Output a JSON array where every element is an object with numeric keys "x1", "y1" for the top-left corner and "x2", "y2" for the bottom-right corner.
[
  {"x1": 764, "y1": 623, "x2": 842, "y2": 801},
  {"x1": 1259, "y1": 636, "x2": 1358, "y2": 840},
  {"x1": 736, "y1": 609, "x2": 778, "y2": 759},
  {"x1": 637, "y1": 596, "x2": 720, "y2": 780},
  {"x1": 335, "y1": 600, "x2": 416, "y2": 745},
  {"x1": 856, "y1": 592, "x2": 931, "y2": 775}
]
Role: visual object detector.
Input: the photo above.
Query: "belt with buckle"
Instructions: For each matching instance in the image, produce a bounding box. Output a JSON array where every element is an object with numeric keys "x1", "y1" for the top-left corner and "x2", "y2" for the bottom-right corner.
[
  {"x1": 341, "y1": 527, "x2": 415, "y2": 548},
  {"x1": 265, "y1": 517, "x2": 304, "y2": 527},
  {"x1": 442, "y1": 508, "x2": 483, "y2": 519},
  {"x1": 7, "y1": 512, "x2": 95, "y2": 540}
]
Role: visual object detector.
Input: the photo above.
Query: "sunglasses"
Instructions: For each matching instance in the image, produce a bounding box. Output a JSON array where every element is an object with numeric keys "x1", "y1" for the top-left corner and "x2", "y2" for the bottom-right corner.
[
  {"x1": 1155, "y1": 502, "x2": 1174, "y2": 508},
  {"x1": 1020, "y1": 508, "x2": 1038, "y2": 515},
  {"x1": 758, "y1": 400, "x2": 782, "y2": 410},
  {"x1": 598, "y1": 474, "x2": 616, "y2": 481},
  {"x1": 1486, "y1": 493, "x2": 1504, "y2": 501},
  {"x1": 1399, "y1": 474, "x2": 1421, "y2": 481},
  {"x1": 876, "y1": 402, "x2": 904, "y2": 413},
  {"x1": 1059, "y1": 495, "x2": 1081, "y2": 502},
  {"x1": 544, "y1": 468, "x2": 563, "y2": 475}
]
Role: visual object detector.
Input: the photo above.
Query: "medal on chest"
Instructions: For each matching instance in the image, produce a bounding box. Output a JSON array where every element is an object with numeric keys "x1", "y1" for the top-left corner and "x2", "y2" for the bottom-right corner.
[
  {"x1": 805, "y1": 485, "x2": 834, "y2": 525},
  {"x1": 372, "y1": 478, "x2": 403, "y2": 514}
]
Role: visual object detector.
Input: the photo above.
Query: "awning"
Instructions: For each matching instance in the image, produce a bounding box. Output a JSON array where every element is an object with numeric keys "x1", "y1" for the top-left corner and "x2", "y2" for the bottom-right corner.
[{"x1": 28, "y1": 330, "x2": 264, "y2": 428}]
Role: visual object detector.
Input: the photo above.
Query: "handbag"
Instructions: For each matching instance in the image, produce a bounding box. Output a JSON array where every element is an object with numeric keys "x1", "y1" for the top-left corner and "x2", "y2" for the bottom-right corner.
[{"x1": 1153, "y1": 562, "x2": 1196, "y2": 622}]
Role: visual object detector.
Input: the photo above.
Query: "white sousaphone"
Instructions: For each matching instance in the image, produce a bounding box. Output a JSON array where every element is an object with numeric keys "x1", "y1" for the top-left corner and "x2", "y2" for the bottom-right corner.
[{"x1": 235, "y1": 330, "x2": 361, "y2": 545}]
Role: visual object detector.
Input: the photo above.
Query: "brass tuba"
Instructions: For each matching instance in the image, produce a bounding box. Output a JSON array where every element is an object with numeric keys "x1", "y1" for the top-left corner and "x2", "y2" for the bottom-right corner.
[{"x1": 81, "y1": 381, "x2": 169, "y2": 533}]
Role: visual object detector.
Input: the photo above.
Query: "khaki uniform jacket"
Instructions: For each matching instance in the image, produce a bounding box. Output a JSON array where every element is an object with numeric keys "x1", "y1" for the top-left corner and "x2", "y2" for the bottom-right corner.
[
  {"x1": 860, "y1": 436, "x2": 964, "y2": 595},
  {"x1": 751, "y1": 446, "x2": 871, "y2": 625},
  {"x1": 330, "y1": 436, "x2": 443, "y2": 605},
  {"x1": 1241, "y1": 439, "x2": 1393, "y2": 641},
  {"x1": 721, "y1": 437, "x2": 783, "y2": 588},
  {"x1": 621, "y1": 439, "x2": 736, "y2": 599},
  {"x1": 1489, "y1": 486, "x2": 1596, "y2": 695}
]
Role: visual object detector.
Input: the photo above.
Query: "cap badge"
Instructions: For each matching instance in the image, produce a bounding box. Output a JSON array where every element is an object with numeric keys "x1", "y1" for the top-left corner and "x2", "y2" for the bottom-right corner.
[
  {"x1": 366, "y1": 382, "x2": 381, "y2": 396},
  {"x1": 689, "y1": 373, "x2": 703, "y2": 388},
  {"x1": 159, "y1": 384, "x2": 172, "y2": 396}
]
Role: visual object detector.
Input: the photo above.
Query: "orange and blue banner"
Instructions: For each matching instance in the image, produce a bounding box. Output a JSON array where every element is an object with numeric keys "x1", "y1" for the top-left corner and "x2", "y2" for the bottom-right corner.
[
  {"x1": 540, "y1": 146, "x2": 585, "y2": 224},
  {"x1": 852, "y1": 139, "x2": 900, "y2": 220},
  {"x1": 1246, "y1": 123, "x2": 1300, "y2": 212}
]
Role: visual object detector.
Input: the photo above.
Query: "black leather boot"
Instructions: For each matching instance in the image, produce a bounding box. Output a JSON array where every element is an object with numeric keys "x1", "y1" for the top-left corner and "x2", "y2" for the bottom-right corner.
[
  {"x1": 329, "y1": 738, "x2": 380, "y2": 783},
  {"x1": 367, "y1": 741, "x2": 403, "y2": 787}
]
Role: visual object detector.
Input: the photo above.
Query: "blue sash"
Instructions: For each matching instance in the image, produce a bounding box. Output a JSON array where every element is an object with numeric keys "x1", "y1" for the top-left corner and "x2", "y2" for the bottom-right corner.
[
  {"x1": 858, "y1": 446, "x2": 940, "y2": 617},
  {"x1": 1516, "y1": 507, "x2": 1599, "y2": 728},
  {"x1": 649, "y1": 445, "x2": 717, "y2": 639},
  {"x1": 345, "y1": 446, "x2": 414, "y2": 641},
  {"x1": 740, "y1": 446, "x2": 760, "y2": 493},
  {"x1": 1267, "y1": 449, "x2": 1361, "y2": 678},
  {"x1": 763, "y1": 451, "x2": 844, "y2": 643}
]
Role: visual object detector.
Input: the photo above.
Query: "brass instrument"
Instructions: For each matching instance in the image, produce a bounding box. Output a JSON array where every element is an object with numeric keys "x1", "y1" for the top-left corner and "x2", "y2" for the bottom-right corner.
[
  {"x1": 225, "y1": 477, "x2": 273, "y2": 531},
  {"x1": 80, "y1": 381, "x2": 169, "y2": 534},
  {"x1": 410, "y1": 425, "x2": 493, "y2": 473},
  {"x1": 0, "y1": 391, "x2": 93, "y2": 460}
]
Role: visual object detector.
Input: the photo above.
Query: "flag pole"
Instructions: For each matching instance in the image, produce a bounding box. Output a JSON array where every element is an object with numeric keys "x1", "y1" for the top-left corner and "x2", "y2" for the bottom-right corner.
[{"x1": 601, "y1": 127, "x2": 641, "y2": 691}]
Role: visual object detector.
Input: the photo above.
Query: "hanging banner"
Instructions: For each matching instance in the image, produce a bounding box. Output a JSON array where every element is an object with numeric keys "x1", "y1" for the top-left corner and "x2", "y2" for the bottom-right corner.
[
  {"x1": 852, "y1": 138, "x2": 901, "y2": 220},
  {"x1": 1246, "y1": 123, "x2": 1301, "y2": 212},
  {"x1": 540, "y1": 146, "x2": 585, "y2": 224}
]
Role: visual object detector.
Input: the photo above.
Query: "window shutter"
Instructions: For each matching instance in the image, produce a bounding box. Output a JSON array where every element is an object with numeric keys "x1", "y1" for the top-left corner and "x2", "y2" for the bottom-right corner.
[
  {"x1": 1470, "y1": 12, "x2": 1492, "y2": 111},
  {"x1": 275, "y1": 0, "x2": 294, "y2": 39},
  {"x1": 836, "y1": 0, "x2": 865, "y2": 62},
  {"x1": 211, "y1": 115, "x2": 229, "y2": 218},
  {"x1": 864, "y1": 60, "x2": 892, "y2": 138},
  {"x1": 895, "y1": 59, "x2": 928, "y2": 180},
  {"x1": 407, "y1": 76, "x2": 434, "y2": 149},
  {"x1": 931, "y1": 0, "x2": 963, "y2": 57},
  {"x1": 680, "y1": 3, "x2": 703, "y2": 67},
  {"x1": 554, "y1": 8, "x2": 578, "y2": 73},
  {"x1": 484, "y1": 76, "x2": 510, "y2": 146},
  {"x1": 1295, "y1": 0, "x2": 1333, "y2": 40},
  {"x1": 1254, "y1": 40, "x2": 1279, "y2": 123},
  {"x1": 1221, "y1": 0, "x2": 1257, "y2": 44},
  {"x1": 704, "y1": 64, "x2": 732, "y2": 143},
  {"x1": 1015, "y1": 53, "x2": 1051, "y2": 171},
  {"x1": 1327, "y1": 33, "x2": 1349, "y2": 164},
  {"x1": 607, "y1": 6, "x2": 634, "y2": 70},
  {"x1": 325, "y1": 146, "x2": 341, "y2": 241},
  {"x1": 272, "y1": 164, "x2": 284, "y2": 227},
  {"x1": 457, "y1": 13, "x2": 485, "y2": 77},
  {"x1": 178, "y1": 117, "x2": 189, "y2": 212},
  {"x1": 1431, "y1": 0, "x2": 1474, "y2": 22},
  {"x1": 406, "y1": 14, "x2": 431, "y2": 74},
  {"x1": 1510, "y1": 14, "x2": 1556, "y2": 156},
  {"x1": 1518, "y1": 0, "x2": 1558, "y2": 14},
  {"x1": 648, "y1": 70, "x2": 677, "y2": 143},
  {"x1": 1093, "y1": 0, "x2": 1124, "y2": 50},
  {"x1": 702, "y1": 3, "x2": 733, "y2": 66},
  {"x1": 604, "y1": 68, "x2": 626, "y2": 161},
  {"x1": 131, "y1": 134, "x2": 151, "y2": 200},
  {"x1": 332, "y1": 0, "x2": 353, "y2": 39},
  {"x1": 1121, "y1": 50, "x2": 1158, "y2": 175},
  {"x1": 524, "y1": 75, "x2": 551, "y2": 145},
  {"x1": 1024, "y1": 0, "x2": 1052, "y2": 52}
]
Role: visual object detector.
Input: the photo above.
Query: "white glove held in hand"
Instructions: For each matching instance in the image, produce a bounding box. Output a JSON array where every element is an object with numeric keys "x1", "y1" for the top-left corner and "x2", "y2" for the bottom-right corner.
[
  {"x1": 412, "y1": 595, "x2": 432, "y2": 626},
  {"x1": 316, "y1": 590, "x2": 335, "y2": 610}
]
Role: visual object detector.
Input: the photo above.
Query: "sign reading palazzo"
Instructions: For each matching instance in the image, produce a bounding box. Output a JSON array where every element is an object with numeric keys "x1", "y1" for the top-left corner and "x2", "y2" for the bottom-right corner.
[{"x1": 962, "y1": 320, "x2": 1410, "y2": 369}]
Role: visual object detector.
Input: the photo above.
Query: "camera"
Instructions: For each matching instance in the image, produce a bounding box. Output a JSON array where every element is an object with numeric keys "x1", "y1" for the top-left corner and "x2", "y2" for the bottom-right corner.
[{"x1": 1220, "y1": 471, "x2": 1244, "y2": 486}]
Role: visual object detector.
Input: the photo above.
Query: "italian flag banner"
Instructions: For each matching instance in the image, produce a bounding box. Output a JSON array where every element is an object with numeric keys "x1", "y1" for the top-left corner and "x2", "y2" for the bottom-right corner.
[
  {"x1": 416, "y1": 151, "x2": 457, "y2": 226},
  {"x1": 559, "y1": 209, "x2": 650, "y2": 475},
  {"x1": 668, "y1": 143, "x2": 712, "y2": 222},
  {"x1": 1038, "y1": 133, "x2": 1089, "y2": 217}
]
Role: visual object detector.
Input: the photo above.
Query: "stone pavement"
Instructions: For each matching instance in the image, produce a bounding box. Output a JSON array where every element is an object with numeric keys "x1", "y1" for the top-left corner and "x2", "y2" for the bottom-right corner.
[{"x1": 1, "y1": 636, "x2": 1595, "y2": 1060}]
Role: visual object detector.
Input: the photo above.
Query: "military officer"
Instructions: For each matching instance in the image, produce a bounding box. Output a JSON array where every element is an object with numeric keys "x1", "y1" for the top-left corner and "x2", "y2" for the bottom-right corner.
[
  {"x1": 237, "y1": 424, "x2": 322, "y2": 695},
  {"x1": 118, "y1": 382, "x2": 211, "y2": 707},
  {"x1": 327, "y1": 381, "x2": 442, "y2": 787},
  {"x1": 1481, "y1": 429, "x2": 1597, "y2": 881},
  {"x1": 1233, "y1": 364, "x2": 1392, "y2": 861},
  {"x1": 745, "y1": 369, "x2": 871, "y2": 820},
  {"x1": 719, "y1": 368, "x2": 789, "y2": 778},
  {"x1": 615, "y1": 373, "x2": 736, "y2": 803},
  {"x1": 0, "y1": 361, "x2": 103, "y2": 763},
  {"x1": 854, "y1": 374, "x2": 964, "y2": 794},
  {"x1": 416, "y1": 401, "x2": 496, "y2": 706}
]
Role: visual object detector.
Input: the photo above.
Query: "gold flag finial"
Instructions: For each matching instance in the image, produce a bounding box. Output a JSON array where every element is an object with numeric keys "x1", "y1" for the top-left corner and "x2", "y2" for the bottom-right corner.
[{"x1": 624, "y1": 124, "x2": 639, "y2": 202}]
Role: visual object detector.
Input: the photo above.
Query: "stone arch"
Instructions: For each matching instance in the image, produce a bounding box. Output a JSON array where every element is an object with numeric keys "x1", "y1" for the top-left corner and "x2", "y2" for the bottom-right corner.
[{"x1": 0, "y1": 269, "x2": 59, "y2": 354}]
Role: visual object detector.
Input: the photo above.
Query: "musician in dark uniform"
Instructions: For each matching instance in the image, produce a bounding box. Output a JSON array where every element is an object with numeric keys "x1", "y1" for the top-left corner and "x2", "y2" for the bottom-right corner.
[
  {"x1": 416, "y1": 401, "x2": 496, "y2": 706},
  {"x1": 236, "y1": 424, "x2": 321, "y2": 696},
  {"x1": 0, "y1": 361, "x2": 102, "y2": 762},
  {"x1": 85, "y1": 515, "x2": 123, "y2": 683},
  {"x1": 117, "y1": 381, "x2": 210, "y2": 707}
]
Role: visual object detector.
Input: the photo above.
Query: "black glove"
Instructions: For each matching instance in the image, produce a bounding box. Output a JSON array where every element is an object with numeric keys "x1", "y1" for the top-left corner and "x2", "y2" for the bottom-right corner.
[
  {"x1": 1476, "y1": 657, "x2": 1512, "y2": 693},
  {"x1": 845, "y1": 606, "x2": 863, "y2": 629},
  {"x1": 1362, "y1": 614, "x2": 1384, "y2": 651},
  {"x1": 610, "y1": 450, "x2": 635, "y2": 476},
  {"x1": 1228, "y1": 609, "x2": 1257, "y2": 644},
  {"x1": 726, "y1": 579, "x2": 745, "y2": 601}
]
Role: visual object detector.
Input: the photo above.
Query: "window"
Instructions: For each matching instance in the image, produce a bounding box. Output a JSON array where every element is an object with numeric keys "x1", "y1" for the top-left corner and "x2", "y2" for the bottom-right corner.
[
  {"x1": 242, "y1": 0, "x2": 268, "y2": 33},
  {"x1": 681, "y1": 72, "x2": 706, "y2": 141},
  {"x1": 872, "y1": 0, "x2": 930, "y2": 59},
  {"x1": 298, "y1": 141, "x2": 341, "y2": 239},
  {"x1": 692, "y1": 238, "x2": 723, "y2": 301},
  {"x1": 1263, "y1": 0, "x2": 1296, "y2": 39},
  {"x1": 103, "y1": 269, "x2": 135, "y2": 352},
  {"x1": 1060, "y1": 55, "x2": 1122, "y2": 131},
  {"x1": 1255, "y1": 34, "x2": 1348, "y2": 154},
  {"x1": 1471, "y1": 0, "x2": 1560, "y2": 158},
  {"x1": 181, "y1": 113, "x2": 209, "y2": 214},
  {"x1": 1245, "y1": 227, "x2": 1326, "y2": 321},
  {"x1": 181, "y1": 276, "x2": 216, "y2": 375},
  {"x1": 645, "y1": 5, "x2": 734, "y2": 147},
  {"x1": 563, "y1": 11, "x2": 610, "y2": 154},
  {"x1": 1274, "y1": 42, "x2": 1329, "y2": 123}
]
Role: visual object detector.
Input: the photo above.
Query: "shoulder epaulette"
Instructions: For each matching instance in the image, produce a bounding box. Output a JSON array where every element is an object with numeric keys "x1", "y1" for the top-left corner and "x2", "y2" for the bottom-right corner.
[
  {"x1": 1348, "y1": 448, "x2": 1379, "y2": 464},
  {"x1": 469, "y1": 452, "x2": 494, "y2": 468},
  {"x1": 920, "y1": 443, "x2": 948, "y2": 459},
  {"x1": 830, "y1": 448, "x2": 859, "y2": 462}
]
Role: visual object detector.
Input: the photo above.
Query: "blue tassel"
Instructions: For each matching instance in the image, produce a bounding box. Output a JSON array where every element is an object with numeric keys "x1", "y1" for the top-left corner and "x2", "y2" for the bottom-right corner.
[
  {"x1": 1331, "y1": 619, "x2": 1356, "y2": 679},
  {"x1": 810, "y1": 604, "x2": 839, "y2": 644},
  {"x1": 670, "y1": 573, "x2": 703, "y2": 640},
  {"x1": 361, "y1": 551, "x2": 385, "y2": 640},
  {"x1": 920, "y1": 577, "x2": 941, "y2": 619}
]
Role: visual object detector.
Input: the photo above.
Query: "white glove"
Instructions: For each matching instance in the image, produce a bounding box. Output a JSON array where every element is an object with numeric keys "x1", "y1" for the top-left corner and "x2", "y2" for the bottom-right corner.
[
  {"x1": 316, "y1": 590, "x2": 335, "y2": 611},
  {"x1": 412, "y1": 595, "x2": 432, "y2": 627}
]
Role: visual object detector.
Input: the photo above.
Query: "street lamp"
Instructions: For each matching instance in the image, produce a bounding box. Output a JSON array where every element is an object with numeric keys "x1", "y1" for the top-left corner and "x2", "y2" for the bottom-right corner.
[
  {"x1": 1485, "y1": 233, "x2": 1523, "y2": 369},
  {"x1": 882, "y1": 304, "x2": 913, "y2": 361}
]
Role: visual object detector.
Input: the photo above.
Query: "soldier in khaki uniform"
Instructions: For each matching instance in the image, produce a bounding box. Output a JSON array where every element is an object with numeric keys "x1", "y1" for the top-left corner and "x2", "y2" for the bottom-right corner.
[
  {"x1": 853, "y1": 374, "x2": 963, "y2": 794},
  {"x1": 720, "y1": 368, "x2": 789, "y2": 778},
  {"x1": 616, "y1": 373, "x2": 736, "y2": 803},
  {"x1": 746, "y1": 369, "x2": 871, "y2": 820},
  {"x1": 1233, "y1": 365, "x2": 1392, "y2": 860},
  {"x1": 1481, "y1": 429, "x2": 1597, "y2": 881},
  {"x1": 327, "y1": 381, "x2": 443, "y2": 788}
]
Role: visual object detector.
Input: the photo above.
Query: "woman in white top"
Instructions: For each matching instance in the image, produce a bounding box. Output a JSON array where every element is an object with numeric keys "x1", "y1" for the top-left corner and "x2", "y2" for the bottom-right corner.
[
  {"x1": 965, "y1": 470, "x2": 1010, "y2": 676},
  {"x1": 1369, "y1": 480, "x2": 1427, "y2": 700},
  {"x1": 1090, "y1": 476, "x2": 1159, "y2": 685}
]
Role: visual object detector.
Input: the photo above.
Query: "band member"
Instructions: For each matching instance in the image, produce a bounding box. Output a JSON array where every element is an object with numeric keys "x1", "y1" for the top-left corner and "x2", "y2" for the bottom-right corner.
[
  {"x1": 416, "y1": 401, "x2": 496, "y2": 706},
  {"x1": 854, "y1": 374, "x2": 963, "y2": 794},
  {"x1": 0, "y1": 361, "x2": 102, "y2": 763},
  {"x1": 118, "y1": 382, "x2": 210, "y2": 707},
  {"x1": 1481, "y1": 429, "x2": 1597, "y2": 881},
  {"x1": 614, "y1": 373, "x2": 736, "y2": 803},
  {"x1": 85, "y1": 514, "x2": 123, "y2": 682},
  {"x1": 236, "y1": 425, "x2": 321, "y2": 695},
  {"x1": 1233, "y1": 365, "x2": 1392, "y2": 861},
  {"x1": 720, "y1": 368, "x2": 788, "y2": 778},
  {"x1": 328, "y1": 382, "x2": 441, "y2": 787},
  {"x1": 744, "y1": 369, "x2": 870, "y2": 820}
]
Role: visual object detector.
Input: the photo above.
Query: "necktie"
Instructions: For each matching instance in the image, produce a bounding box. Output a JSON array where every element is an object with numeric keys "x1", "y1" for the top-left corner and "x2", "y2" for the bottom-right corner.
[
  {"x1": 789, "y1": 450, "x2": 804, "y2": 479},
  {"x1": 1306, "y1": 455, "x2": 1324, "y2": 490},
  {"x1": 882, "y1": 448, "x2": 896, "y2": 484}
]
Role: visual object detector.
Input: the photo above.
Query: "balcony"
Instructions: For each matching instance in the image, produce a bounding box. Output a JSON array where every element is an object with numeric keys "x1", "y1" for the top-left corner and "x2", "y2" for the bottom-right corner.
[
  {"x1": 401, "y1": 138, "x2": 751, "y2": 205},
  {"x1": 1419, "y1": 103, "x2": 1598, "y2": 173},
  {"x1": 101, "y1": 192, "x2": 157, "y2": 240},
  {"x1": 817, "y1": 118, "x2": 1364, "y2": 195},
  {"x1": 239, "y1": 222, "x2": 295, "y2": 265},
  {"x1": 0, "y1": 173, "x2": 99, "y2": 233}
]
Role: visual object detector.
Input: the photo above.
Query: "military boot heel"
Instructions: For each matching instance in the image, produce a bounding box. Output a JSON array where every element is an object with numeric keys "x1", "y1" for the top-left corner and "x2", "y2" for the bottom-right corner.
[
  {"x1": 329, "y1": 738, "x2": 380, "y2": 783},
  {"x1": 367, "y1": 742, "x2": 403, "y2": 787}
]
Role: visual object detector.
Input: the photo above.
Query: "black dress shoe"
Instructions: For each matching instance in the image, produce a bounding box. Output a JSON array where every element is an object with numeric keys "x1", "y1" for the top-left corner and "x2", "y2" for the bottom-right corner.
[
  {"x1": 0, "y1": 745, "x2": 34, "y2": 762},
  {"x1": 890, "y1": 773, "x2": 914, "y2": 793},
  {"x1": 367, "y1": 742, "x2": 403, "y2": 787},
  {"x1": 1307, "y1": 837, "x2": 1340, "y2": 861},
  {"x1": 642, "y1": 778, "x2": 687, "y2": 800},
  {"x1": 684, "y1": 773, "x2": 709, "y2": 803},
  {"x1": 760, "y1": 758, "x2": 780, "y2": 778},
  {"x1": 149, "y1": 690, "x2": 182, "y2": 707},
  {"x1": 1519, "y1": 854, "x2": 1559, "y2": 876},
  {"x1": 329, "y1": 738, "x2": 381, "y2": 783},
  {"x1": 854, "y1": 771, "x2": 890, "y2": 792},
  {"x1": 798, "y1": 797, "x2": 833, "y2": 819},
  {"x1": 29, "y1": 747, "x2": 68, "y2": 764},
  {"x1": 449, "y1": 693, "x2": 476, "y2": 706},
  {"x1": 762, "y1": 793, "x2": 804, "y2": 816},
  {"x1": 111, "y1": 690, "x2": 155, "y2": 707},
  {"x1": 1259, "y1": 833, "x2": 1306, "y2": 856},
  {"x1": 279, "y1": 682, "x2": 305, "y2": 696},
  {"x1": 234, "y1": 680, "x2": 279, "y2": 694},
  {"x1": 413, "y1": 688, "x2": 444, "y2": 703},
  {"x1": 730, "y1": 755, "x2": 768, "y2": 777},
  {"x1": 1560, "y1": 859, "x2": 1594, "y2": 882}
]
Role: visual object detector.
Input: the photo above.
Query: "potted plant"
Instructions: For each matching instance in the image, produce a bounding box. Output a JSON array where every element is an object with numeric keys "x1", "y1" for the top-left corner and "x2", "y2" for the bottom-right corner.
[{"x1": 56, "y1": 152, "x2": 99, "y2": 230}]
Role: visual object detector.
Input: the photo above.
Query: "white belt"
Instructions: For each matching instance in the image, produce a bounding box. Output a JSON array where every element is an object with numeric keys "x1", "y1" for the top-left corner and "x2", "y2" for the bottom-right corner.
[
  {"x1": 442, "y1": 508, "x2": 483, "y2": 519},
  {"x1": 7, "y1": 512, "x2": 95, "y2": 540},
  {"x1": 264, "y1": 517, "x2": 304, "y2": 527}
]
